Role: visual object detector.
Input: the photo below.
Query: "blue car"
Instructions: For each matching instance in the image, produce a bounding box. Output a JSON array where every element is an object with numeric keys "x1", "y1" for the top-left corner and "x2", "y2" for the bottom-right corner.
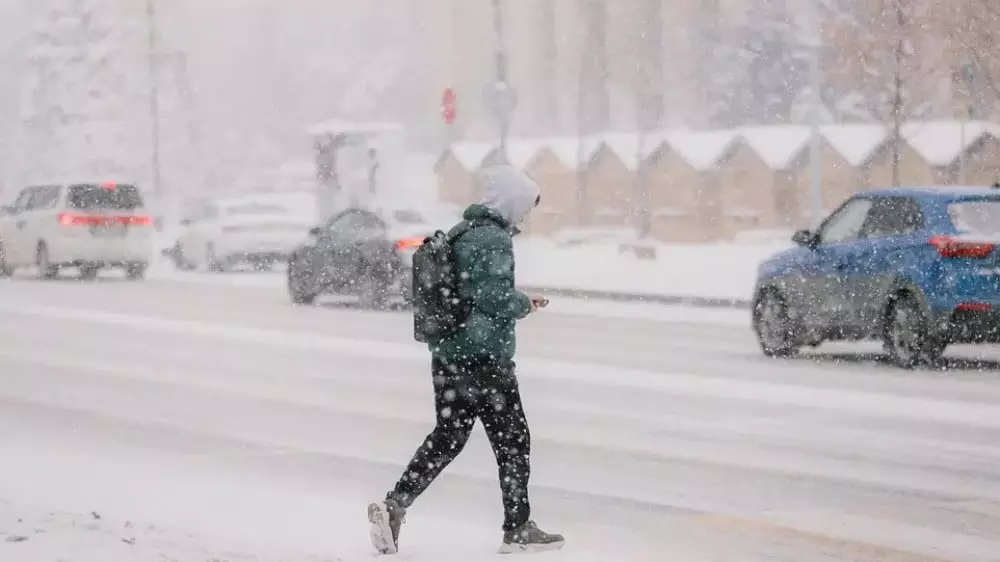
[{"x1": 752, "y1": 186, "x2": 1000, "y2": 368}]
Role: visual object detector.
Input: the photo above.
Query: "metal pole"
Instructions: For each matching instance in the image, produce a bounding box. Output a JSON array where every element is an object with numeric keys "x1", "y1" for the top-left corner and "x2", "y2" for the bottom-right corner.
[
  {"x1": 959, "y1": 63, "x2": 977, "y2": 185},
  {"x1": 491, "y1": 0, "x2": 508, "y2": 160},
  {"x1": 145, "y1": 0, "x2": 162, "y2": 196},
  {"x1": 959, "y1": 112, "x2": 966, "y2": 184},
  {"x1": 805, "y1": 0, "x2": 823, "y2": 226},
  {"x1": 890, "y1": 3, "x2": 903, "y2": 187}
]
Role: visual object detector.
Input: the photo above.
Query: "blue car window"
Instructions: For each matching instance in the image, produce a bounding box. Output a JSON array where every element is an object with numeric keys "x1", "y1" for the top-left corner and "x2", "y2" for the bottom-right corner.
[
  {"x1": 818, "y1": 198, "x2": 873, "y2": 245},
  {"x1": 863, "y1": 197, "x2": 924, "y2": 238},
  {"x1": 948, "y1": 200, "x2": 1000, "y2": 236}
]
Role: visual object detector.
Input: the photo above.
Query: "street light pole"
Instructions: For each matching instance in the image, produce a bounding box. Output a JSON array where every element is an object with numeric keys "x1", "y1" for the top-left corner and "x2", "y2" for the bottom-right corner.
[
  {"x1": 959, "y1": 110, "x2": 967, "y2": 184},
  {"x1": 959, "y1": 62, "x2": 978, "y2": 185},
  {"x1": 805, "y1": 0, "x2": 823, "y2": 227},
  {"x1": 491, "y1": 0, "x2": 509, "y2": 160},
  {"x1": 145, "y1": 0, "x2": 162, "y2": 196}
]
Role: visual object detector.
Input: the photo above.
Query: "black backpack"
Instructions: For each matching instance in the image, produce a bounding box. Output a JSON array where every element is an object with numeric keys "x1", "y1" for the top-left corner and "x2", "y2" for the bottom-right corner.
[{"x1": 411, "y1": 220, "x2": 479, "y2": 344}]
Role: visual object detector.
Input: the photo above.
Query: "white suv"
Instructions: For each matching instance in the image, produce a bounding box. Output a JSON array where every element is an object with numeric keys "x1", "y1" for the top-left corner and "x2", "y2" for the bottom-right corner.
[
  {"x1": 0, "y1": 182, "x2": 154, "y2": 280},
  {"x1": 171, "y1": 198, "x2": 311, "y2": 272}
]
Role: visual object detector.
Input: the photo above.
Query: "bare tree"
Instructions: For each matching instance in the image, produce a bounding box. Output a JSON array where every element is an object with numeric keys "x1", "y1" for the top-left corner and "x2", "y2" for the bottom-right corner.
[
  {"x1": 738, "y1": 0, "x2": 809, "y2": 125},
  {"x1": 823, "y1": 0, "x2": 942, "y2": 185},
  {"x1": 887, "y1": 2, "x2": 907, "y2": 186},
  {"x1": 938, "y1": 0, "x2": 1000, "y2": 110},
  {"x1": 19, "y1": 0, "x2": 145, "y2": 183},
  {"x1": 689, "y1": 0, "x2": 758, "y2": 128}
]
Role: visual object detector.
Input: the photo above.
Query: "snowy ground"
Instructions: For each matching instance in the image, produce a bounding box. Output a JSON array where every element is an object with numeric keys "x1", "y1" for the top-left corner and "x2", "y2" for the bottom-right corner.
[
  {"x1": 151, "y1": 238, "x2": 787, "y2": 304},
  {"x1": 514, "y1": 239, "x2": 786, "y2": 302},
  {"x1": 2, "y1": 272, "x2": 1000, "y2": 561}
]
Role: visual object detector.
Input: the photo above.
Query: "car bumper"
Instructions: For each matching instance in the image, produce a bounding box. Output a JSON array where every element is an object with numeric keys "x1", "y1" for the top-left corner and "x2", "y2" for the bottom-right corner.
[
  {"x1": 220, "y1": 250, "x2": 290, "y2": 263},
  {"x1": 931, "y1": 308, "x2": 1000, "y2": 344},
  {"x1": 50, "y1": 238, "x2": 152, "y2": 265},
  {"x1": 215, "y1": 238, "x2": 299, "y2": 262}
]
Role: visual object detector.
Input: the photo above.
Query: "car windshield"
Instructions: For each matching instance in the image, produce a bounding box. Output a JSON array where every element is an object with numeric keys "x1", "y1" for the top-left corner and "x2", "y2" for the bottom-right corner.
[
  {"x1": 67, "y1": 184, "x2": 144, "y2": 210},
  {"x1": 225, "y1": 203, "x2": 288, "y2": 216},
  {"x1": 948, "y1": 200, "x2": 1000, "y2": 236}
]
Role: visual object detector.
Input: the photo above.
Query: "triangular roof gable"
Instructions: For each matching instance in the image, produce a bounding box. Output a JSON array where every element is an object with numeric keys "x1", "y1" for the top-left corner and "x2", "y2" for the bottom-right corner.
[
  {"x1": 821, "y1": 123, "x2": 889, "y2": 168},
  {"x1": 664, "y1": 129, "x2": 739, "y2": 170},
  {"x1": 545, "y1": 136, "x2": 603, "y2": 170},
  {"x1": 504, "y1": 139, "x2": 548, "y2": 170},
  {"x1": 713, "y1": 135, "x2": 771, "y2": 170},
  {"x1": 522, "y1": 146, "x2": 569, "y2": 173},
  {"x1": 739, "y1": 125, "x2": 810, "y2": 170},
  {"x1": 644, "y1": 139, "x2": 677, "y2": 167},
  {"x1": 937, "y1": 130, "x2": 1000, "y2": 171},
  {"x1": 433, "y1": 148, "x2": 453, "y2": 174},
  {"x1": 782, "y1": 135, "x2": 853, "y2": 171},
  {"x1": 862, "y1": 132, "x2": 923, "y2": 169},
  {"x1": 589, "y1": 141, "x2": 634, "y2": 172},
  {"x1": 597, "y1": 133, "x2": 644, "y2": 170},
  {"x1": 902, "y1": 120, "x2": 1000, "y2": 168}
]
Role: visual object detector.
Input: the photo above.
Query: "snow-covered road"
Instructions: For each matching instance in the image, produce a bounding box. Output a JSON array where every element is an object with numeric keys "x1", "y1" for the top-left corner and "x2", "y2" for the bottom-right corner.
[{"x1": 2, "y1": 276, "x2": 1000, "y2": 561}]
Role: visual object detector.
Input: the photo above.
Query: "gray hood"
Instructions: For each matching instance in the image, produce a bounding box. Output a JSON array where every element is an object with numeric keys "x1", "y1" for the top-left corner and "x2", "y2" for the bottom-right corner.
[{"x1": 476, "y1": 164, "x2": 540, "y2": 227}]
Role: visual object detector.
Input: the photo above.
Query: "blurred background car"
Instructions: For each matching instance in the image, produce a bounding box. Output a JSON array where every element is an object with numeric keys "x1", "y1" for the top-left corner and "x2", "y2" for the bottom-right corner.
[
  {"x1": 286, "y1": 205, "x2": 436, "y2": 309},
  {"x1": 168, "y1": 193, "x2": 313, "y2": 272},
  {"x1": 0, "y1": 182, "x2": 153, "y2": 280}
]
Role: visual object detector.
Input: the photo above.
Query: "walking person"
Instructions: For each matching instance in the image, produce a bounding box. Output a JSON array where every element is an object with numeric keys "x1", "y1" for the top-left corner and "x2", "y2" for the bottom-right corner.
[{"x1": 368, "y1": 165, "x2": 564, "y2": 555}]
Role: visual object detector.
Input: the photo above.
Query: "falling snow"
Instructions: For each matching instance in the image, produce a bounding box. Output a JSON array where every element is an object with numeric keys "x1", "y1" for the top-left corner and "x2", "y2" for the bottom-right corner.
[{"x1": 2, "y1": 1, "x2": 1000, "y2": 561}]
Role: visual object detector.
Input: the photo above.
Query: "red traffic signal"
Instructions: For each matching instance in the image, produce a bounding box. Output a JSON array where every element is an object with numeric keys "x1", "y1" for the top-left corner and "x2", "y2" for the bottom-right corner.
[{"x1": 441, "y1": 88, "x2": 457, "y2": 125}]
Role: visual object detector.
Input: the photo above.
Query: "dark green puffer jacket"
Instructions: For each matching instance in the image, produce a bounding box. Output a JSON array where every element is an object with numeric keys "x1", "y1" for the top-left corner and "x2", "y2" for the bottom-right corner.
[{"x1": 430, "y1": 166, "x2": 540, "y2": 364}]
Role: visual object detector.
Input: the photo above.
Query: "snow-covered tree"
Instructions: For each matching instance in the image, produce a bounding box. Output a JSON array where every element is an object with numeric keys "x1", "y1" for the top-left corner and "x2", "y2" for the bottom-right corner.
[
  {"x1": 937, "y1": 0, "x2": 1000, "y2": 117},
  {"x1": 690, "y1": 1, "x2": 743, "y2": 128},
  {"x1": 822, "y1": 0, "x2": 944, "y2": 184},
  {"x1": 691, "y1": 0, "x2": 809, "y2": 127},
  {"x1": 732, "y1": 0, "x2": 809, "y2": 125},
  {"x1": 19, "y1": 0, "x2": 146, "y2": 184}
]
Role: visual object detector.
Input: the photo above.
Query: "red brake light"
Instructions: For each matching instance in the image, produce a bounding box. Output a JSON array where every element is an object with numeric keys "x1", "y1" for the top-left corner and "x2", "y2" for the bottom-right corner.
[
  {"x1": 394, "y1": 237, "x2": 424, "y2": 250},
  {"x1": 119, "y1": 215, "x2": 152, "y2": 226},
  {"x1": 928, "y1": 235, "x2": 995, "y2": 259},
  {"x1": 956, "y1": 302, "x2": 993, "y2": 313},
  {"x1": 58, "y1": 212, "x2": 96, "y2": 226},
  {"x1": 58, "y1": 213, "x2": 151, "y2": 227},
  {"x1": 101, "y1": 181, "x2": 117, "y2": 190}
]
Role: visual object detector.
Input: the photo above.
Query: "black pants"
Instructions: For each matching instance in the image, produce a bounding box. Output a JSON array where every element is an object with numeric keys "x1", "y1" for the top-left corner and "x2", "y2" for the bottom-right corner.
[{"x1": 388, "y1": 357, "x2": 531, "y2": 531}]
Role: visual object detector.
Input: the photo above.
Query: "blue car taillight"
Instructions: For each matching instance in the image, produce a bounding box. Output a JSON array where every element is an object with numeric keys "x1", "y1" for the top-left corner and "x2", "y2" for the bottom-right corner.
[{"x1": 928, "y1": 235, "x2": 996, "y2": 259}]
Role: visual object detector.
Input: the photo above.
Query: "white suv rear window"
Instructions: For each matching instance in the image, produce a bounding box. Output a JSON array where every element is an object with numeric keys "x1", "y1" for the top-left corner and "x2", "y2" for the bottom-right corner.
[
  {"x1": 68, "y1": 184, "x2": 144, "y2": 210},
  {"x1": 948, "y1": 200, "x2": 1000, "y2": 236}
]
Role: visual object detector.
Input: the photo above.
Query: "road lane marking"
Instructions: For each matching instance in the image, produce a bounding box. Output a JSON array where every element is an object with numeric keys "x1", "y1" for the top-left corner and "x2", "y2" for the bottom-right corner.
[{"x1": 2, "y1": 301, "x2": 999, "y2": 430}]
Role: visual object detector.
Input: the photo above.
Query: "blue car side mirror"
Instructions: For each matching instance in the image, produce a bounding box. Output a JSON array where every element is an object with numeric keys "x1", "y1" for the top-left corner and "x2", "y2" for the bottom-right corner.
[{"x1": 792, "y1": 229, "x2": 817, "y2": 248}]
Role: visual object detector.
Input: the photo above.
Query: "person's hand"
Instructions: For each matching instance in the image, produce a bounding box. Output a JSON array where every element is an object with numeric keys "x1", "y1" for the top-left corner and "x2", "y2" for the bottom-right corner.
[{"x1": 529, "y1": 294, "x2": 549, "y2": 312}]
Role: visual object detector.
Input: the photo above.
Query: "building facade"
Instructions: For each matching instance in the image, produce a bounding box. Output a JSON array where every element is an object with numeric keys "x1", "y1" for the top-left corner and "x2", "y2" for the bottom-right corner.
[{"x1": 436, "y1": 121, "x2": 1000, "y2": 242}]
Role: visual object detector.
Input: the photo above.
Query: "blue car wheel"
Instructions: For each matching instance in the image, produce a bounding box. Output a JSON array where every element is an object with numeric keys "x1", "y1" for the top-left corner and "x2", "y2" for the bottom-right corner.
[
  {"x1": 753, "y1": 290, "x2": 798, "y2": 357},
  {"x1": 882, "y1": 293, "x2": 945, "y2": 368}
]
